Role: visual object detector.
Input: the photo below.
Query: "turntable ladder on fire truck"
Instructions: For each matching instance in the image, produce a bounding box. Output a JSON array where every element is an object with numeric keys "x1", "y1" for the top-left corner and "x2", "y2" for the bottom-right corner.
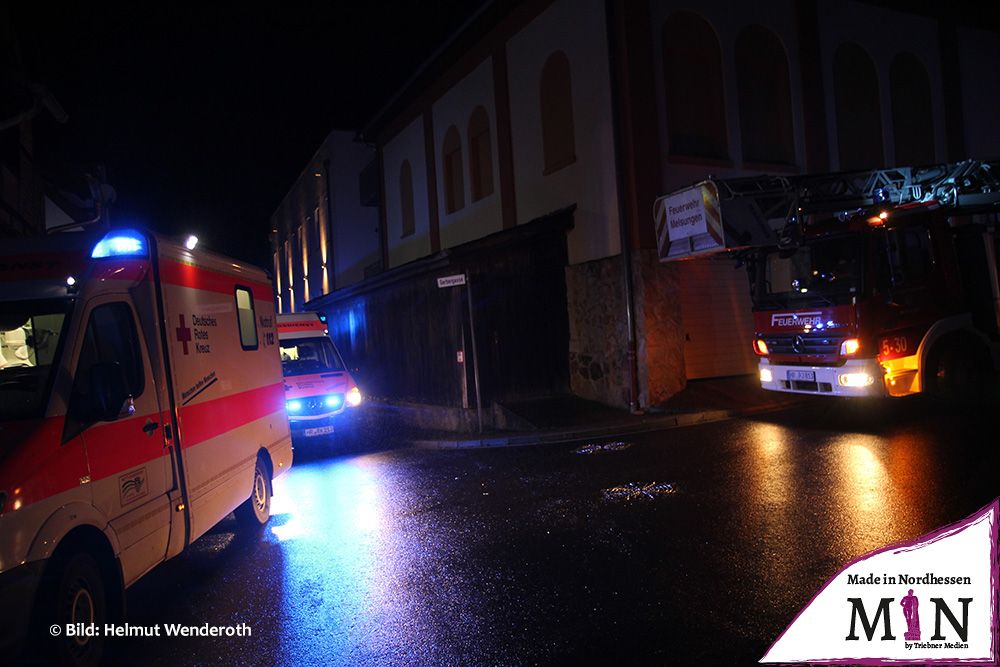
[{"x1": 701, "y1": 158, "x2": 1000, "y2": 244}]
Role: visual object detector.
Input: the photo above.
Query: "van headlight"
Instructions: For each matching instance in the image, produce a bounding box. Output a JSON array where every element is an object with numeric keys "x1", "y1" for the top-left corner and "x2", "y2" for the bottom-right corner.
[{"x1": 346, "y1": 386, "x2": 362, "y2": 407}]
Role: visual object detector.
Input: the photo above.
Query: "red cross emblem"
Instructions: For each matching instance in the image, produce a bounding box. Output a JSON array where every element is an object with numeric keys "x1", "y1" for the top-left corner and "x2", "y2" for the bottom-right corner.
[{"x1": 176, "y1": 314, "x2": 192, "y2": 355}]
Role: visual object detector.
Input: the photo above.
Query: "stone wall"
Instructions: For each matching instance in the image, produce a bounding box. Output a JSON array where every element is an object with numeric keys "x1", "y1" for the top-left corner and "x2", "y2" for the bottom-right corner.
[
  {"x1": 633, "y1": 249, "x2": 686, "y2": 407},
  {"x1": 565, "y1": 256, "x2": 630, "y2": 407},
  {"x1": 565, "y1": 250, "x2": 687, "y2": 409}
]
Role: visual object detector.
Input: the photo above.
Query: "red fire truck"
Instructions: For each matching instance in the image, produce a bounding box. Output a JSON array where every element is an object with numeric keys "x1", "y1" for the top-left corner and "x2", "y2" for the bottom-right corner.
[
  {"x1": 0, "y1": 228, "x2": 293, "y2": 664},
  {"x1": 658, "y1": 159, "x2": 1000, "y2": 400}
]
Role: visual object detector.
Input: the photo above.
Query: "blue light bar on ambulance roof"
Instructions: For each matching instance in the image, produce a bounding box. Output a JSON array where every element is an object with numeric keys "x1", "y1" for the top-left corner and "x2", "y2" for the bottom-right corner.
[{"x1": 91, "y1": 229, "x2": 148, "y2": 259}]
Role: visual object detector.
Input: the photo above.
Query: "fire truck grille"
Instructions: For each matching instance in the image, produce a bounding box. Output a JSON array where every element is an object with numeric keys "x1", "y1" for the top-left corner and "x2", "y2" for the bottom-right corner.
[{"x1": 762, "y1": 333, "x2": 842, "y2": 356}]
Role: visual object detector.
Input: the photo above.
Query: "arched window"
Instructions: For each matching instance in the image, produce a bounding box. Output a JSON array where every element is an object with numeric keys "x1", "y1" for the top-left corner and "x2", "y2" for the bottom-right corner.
[
  {"x1": 833, "y1": 43, "x2": 883, "y2": 170},
  {"x1": 735, "y1": 26, "x2": 795, "y2": 165},
  {"x1": 539, "y1": 51, "x2": 576, "y2": 174},
  {"x1": 468, "y1": 106, "x2": 494, "y2": 201},
  {"x1": 399, "y1": 160, "x2": 415, "y2": 237},
  {"x1": 442, "y1": 126, "x2": 464, "y2": 213},
  {"x1": 890, "y1": 53, "x2": 935, "y2": 166},
  {"x1": 662, "y1": 12, "x2": 727, "y2": 159}
]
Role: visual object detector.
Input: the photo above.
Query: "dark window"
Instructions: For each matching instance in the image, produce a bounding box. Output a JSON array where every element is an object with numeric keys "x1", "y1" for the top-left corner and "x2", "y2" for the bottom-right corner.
[
  {"x1": 735, "y1": 26, "x2": 795, "y2": 165},
  {"x1": 65, "y1": 302, "x2": 144, "y2": 438},
  {"x1": 235, "y1": 287, "x2": 258, "y2": 349},
  {"x1": 400, "y1": 159, "x2": 415, "y2": 237},
  {"x1": 890, "y1": 53, "x2": 935, "y2": 166},
  {"x1": 540, "y1": 51, "x2": 577, "y2": 174},
  {"x1": 468, "y1": 106, "x2": 494, "y2": 201},
  {"x1": 882, "y1": 228, "x2": 932, "y2": 289},
  {"x1": 834, "y1": 43, "x2": 884, "y2": 170},
  {"x1": 443, "y1": 125, "x2": 465, "y2": 213},
  {"x1": 662, "y1": 12, "x2": 727, "y2": 159}
]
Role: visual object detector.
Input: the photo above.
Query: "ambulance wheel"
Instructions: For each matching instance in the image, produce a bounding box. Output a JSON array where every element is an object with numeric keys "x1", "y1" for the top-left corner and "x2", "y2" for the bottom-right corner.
[
  {"x1": 236, "y1": 458, "x2": 271, "y2": 527},
  {"x1": 41, "y1": 551, "x2": 108, "y2": 667}
]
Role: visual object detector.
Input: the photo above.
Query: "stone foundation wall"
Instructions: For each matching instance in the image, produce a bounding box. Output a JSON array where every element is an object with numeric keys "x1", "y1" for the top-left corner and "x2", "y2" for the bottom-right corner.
[
  {"x1": 565, "y1": 256, "x2": 630, "y2": 407},
  {"x1": 565, "y1": 250, "x2": 687, "y2": 409},
  {"x1": 633, "y1": 249, "x2": 686, "y2": 407}
]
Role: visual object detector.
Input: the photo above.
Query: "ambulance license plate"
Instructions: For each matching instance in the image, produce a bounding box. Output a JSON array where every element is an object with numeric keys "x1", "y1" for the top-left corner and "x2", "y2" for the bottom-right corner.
[
  {"x1": 787, "y1": 370, "x2": 816, "y2": 382},
  {"x1": 304, "y1": 425, "x2": 335, "y2": 437}
]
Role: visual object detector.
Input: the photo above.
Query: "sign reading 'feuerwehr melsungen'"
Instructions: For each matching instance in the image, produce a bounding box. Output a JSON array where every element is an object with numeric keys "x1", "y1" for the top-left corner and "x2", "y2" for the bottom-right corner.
[
  {"x1": 663, "y1": 187, "x2": 708, "y2": 241},
  {"x1": 761, "y1": 499, "x2": 998, "y2": 665}
]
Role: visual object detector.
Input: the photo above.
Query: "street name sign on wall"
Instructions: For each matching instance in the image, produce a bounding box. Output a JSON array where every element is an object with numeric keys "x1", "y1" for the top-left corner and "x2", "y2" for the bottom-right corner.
[
  {"x1": 653, "y1": 182, "x2": 726, "y2": 261},
  {"x1": 437, "y1": 274, "x2": 467, "y2": 288}
]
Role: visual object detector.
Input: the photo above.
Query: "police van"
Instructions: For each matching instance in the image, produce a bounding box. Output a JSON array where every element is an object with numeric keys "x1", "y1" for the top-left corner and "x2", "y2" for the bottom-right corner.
[
  {"x1": 0, "y1": 228, "x2": 293, "y2": 665},
  {"x1": 276, "y1": 312, "x2": 362, "y2": 442}
]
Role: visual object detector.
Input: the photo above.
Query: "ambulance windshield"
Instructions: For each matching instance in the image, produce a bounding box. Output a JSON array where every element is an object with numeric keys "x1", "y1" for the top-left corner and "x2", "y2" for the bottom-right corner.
[
  {"x1": 279, "y1": 337, "x2": 345, "y2": 376},
  {"x1": 0, "y1": 300, "x2": 73, "y2": 421}
]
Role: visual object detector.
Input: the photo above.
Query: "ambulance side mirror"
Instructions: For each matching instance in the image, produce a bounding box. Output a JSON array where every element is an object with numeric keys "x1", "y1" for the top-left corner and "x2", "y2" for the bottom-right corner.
[{"x1": 89, "y1": 362, "x2": 130, "y2": 421}]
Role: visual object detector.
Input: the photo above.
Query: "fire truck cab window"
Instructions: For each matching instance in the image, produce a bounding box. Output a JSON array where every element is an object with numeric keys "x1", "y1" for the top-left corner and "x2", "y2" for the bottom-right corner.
[
  {"x1": 882, "y1": 228, "x2": 931, "y2": 289},
  {"x1": 235, "y1": 287, "x2": 258, "y2": 350}
]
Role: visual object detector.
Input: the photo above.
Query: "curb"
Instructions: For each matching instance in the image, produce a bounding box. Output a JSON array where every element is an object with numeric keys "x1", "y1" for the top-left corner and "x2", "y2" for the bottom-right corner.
[{"x1": 408, "y1": 400, "x2": 802, "y2": 450}]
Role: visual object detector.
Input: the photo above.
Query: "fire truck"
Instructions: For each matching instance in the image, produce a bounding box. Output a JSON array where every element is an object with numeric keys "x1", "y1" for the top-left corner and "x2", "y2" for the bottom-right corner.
[
  {"x1": 656, "y1": 159, "x2": 1000, "y2": 400},
  {"x1": 0, "y1": 228, "x2": 293, "y2": 664}
]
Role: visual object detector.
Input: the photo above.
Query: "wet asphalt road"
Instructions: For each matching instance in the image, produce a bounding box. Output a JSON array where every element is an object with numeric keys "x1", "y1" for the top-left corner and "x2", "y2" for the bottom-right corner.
[{"x1": 104, "y1": 399, "x2": 998, "y2": 666}]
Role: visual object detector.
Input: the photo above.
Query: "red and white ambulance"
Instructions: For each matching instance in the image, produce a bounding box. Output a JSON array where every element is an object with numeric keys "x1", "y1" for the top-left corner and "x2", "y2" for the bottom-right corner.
[
  {"x1": 0, "y1": 228, "x2": 292, "y2": 664},
  {"x1": 276, "y1": 312, "x2": 362, "y2": 441}
]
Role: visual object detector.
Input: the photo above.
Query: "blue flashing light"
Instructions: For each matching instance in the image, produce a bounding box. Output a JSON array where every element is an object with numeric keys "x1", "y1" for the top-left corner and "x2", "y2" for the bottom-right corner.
[
  {"x1": 324, "y1": 394, "x2": 343, "y2": 409},
  {"x1": 91, "y1": 230, "x2": 148, "y2": 259},
  {"x1": 286, "y1": 399, "x2": 303, "y2": 413}
]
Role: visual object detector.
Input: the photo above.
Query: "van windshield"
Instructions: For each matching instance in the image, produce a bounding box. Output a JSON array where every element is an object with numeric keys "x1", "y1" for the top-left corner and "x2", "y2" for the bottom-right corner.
[
  {"x1": 279, "y1": 336, "x2": 345, "y2": 376},
  {"x1": 1, "y1": 299, "x2": 73, "y2": 421}
]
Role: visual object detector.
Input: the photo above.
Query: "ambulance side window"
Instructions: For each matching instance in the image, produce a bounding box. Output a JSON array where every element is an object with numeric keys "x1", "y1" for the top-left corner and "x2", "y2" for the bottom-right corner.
[
  {"x1": 235, "y1": 286, "x2": 258, "y2": 350},
  {"x1": 64, "y1": 303, "x2": 145, "y2": 440}
]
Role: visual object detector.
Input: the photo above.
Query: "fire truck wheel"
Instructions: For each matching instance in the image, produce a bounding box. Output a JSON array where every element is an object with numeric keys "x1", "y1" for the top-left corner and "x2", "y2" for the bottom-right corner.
[
  {"x1": 42, "y1": 551, "x2": 108, "y2": 667},
  {"x1": 236, "y1": 457, "x2": 271, "y2": 527},
  {"x1": 927, "y1": 340, "x2": 986, "y2": 404}
]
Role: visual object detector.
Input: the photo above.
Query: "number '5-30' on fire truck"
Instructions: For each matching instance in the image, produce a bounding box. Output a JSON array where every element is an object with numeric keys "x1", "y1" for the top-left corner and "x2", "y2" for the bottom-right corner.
[
  {"x1": 276, "y1": 312, "x2": 363, "y2": 442},
  {"x1": 0, "y1": 228, "x2": 292, "y2": 665}
]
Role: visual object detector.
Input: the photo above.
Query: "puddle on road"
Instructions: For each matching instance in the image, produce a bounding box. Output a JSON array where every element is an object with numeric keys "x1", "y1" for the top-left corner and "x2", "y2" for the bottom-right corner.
[
  {"x1": 602, "y1": 482, "x2": 677, "y2": 502},
  {"x1": 573, "y1": 440, "x2": 632, "y2": 455}
]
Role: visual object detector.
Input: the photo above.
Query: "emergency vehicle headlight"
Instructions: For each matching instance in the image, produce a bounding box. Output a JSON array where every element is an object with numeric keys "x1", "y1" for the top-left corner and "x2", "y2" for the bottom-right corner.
[
  {"x1": 286, "y1": 399, "x2": 303, "y2": 413},
  {"x1": 324, "y1": 394, "x2": 344, "y2": 409},
  {"x1": 759, "y1": 367, "x2": 773, "y2": 383},
  {"x1": 840, "y1": 338, "x2": 861, "y2": 356},
  {"x1": 346, "y1": 386, "x2": 362, "y2": 407},
  {"x1": 838, "y1": 372, "x2": 874, "y2": 387},
  {"x1": 91, "y1": 230, "x2": 148, "y2": 258}
]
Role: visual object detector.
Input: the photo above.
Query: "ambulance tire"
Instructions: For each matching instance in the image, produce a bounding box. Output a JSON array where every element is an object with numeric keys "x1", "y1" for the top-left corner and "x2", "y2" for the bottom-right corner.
[
  {"x1": 236, "y1": 457, "x2": 271, "y2": 528},
  {"x1": 38, "y1": 550, "x2": 108, "y2": 667}
]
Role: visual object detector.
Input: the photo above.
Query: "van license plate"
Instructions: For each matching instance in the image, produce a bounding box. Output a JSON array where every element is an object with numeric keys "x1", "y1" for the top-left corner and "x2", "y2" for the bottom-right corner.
[
  {"x1": 787, "y1": 370, "x2": 816, "y2": 382},
  {"x1": 304, "y1": 426, "x2": 335, "y2": 437}
]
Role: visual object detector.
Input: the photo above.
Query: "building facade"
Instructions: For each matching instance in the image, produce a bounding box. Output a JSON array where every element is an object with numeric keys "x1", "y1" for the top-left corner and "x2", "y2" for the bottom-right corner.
[{"x1": 280, "y1": 0, "x2": 1000, "y2": 415}]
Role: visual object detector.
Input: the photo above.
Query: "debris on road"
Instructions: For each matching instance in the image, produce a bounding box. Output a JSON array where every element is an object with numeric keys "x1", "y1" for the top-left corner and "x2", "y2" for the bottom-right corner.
[
  {"x1": 573, "y1": 440, "x2": 632, "y2": 455},
  {"x1": 602, "y1": 482, "x2": 676, "y2": 502}
]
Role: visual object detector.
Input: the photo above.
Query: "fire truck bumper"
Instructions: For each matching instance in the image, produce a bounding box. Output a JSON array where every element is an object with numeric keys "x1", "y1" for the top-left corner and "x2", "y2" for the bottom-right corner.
[
  {"x1": 0, "y1": 559, "x2": 45, "y2": 651},
  {"x1": 758, "y1": 358, "x2": 887, "y2": 397}
]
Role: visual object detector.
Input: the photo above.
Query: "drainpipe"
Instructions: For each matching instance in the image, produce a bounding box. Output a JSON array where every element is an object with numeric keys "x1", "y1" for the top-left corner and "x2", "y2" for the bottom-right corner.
[{"x1": 605, "y1": 0, "x2": 641, "y2": 414}]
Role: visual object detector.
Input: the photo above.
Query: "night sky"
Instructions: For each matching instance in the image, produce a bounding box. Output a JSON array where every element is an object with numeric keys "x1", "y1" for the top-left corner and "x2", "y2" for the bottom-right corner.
[{"x1": 11, "y1": 2, "x2": 485, "y2": 266}]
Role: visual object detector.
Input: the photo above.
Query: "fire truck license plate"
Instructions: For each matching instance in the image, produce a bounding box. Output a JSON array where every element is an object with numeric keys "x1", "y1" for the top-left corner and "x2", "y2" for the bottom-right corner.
[
  {"x1": 787, "y1": 370, "x2": 816, "y2": 381},
  {"x1": 304, "y1": 425, "x2": 335, "y2": 437}
]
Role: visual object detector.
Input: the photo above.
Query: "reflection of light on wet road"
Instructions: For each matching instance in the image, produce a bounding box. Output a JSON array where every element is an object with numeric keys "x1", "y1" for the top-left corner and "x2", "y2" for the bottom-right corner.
[
  {"x1": 830, "y1": 434, "x2": 899, "y2": 558},
  {"x1": 270, "y1": 457, "x2": 386, "y2": 665}
]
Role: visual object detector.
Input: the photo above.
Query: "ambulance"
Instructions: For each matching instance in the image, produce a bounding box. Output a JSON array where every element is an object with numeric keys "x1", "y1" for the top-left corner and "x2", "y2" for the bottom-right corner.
[
  {"x1": 276, "y1": 312, "x2": 362, "y2": 441},
  {"x1": 0, "y1": 227, "x2": 293, "y2": 665}
]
